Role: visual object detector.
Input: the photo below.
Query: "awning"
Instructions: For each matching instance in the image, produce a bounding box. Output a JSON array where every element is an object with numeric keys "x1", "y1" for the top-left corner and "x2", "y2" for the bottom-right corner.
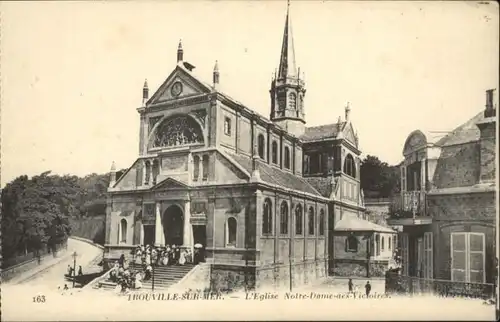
[{"x1": 334, "y1": 216, "x2": 396, "y2": 234}]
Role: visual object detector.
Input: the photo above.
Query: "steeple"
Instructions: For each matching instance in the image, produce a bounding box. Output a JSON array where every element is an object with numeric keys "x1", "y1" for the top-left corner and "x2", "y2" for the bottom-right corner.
[
  {"x1": 142, "y1": 79, "x2": 149, "y2": 106},
  {"x1": 278, "y1": 0, "x2": 297, "y2": 79},
  {"x1": 213, "y1": 60, "x2": 220, "y2": 89},
  {"x1": 269, "y1": 0, "x2": 306, "y2": 137},
  {"x1": 177, "y1": 39, "x2": 184, "y2": 63}
]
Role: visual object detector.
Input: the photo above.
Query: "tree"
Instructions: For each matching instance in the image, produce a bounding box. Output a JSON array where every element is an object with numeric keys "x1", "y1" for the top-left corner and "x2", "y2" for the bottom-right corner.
[{"x1": 360, "y1": 155, "x2": 400, "y2": 198}]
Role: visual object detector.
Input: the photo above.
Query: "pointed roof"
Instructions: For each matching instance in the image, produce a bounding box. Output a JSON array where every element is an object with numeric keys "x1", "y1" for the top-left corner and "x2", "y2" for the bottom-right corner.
[{"x1": 277, "y1": 0, "x2": 297, "y2": 79}]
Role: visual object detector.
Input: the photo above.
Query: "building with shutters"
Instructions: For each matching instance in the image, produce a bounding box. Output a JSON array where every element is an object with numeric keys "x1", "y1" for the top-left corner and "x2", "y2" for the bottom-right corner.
[
  {"x1": 103, "y1": 0, "x2": 393, "y2": 289},
  {"x1": 387, "y1": 89, "x2": 497, "y2": 287}
]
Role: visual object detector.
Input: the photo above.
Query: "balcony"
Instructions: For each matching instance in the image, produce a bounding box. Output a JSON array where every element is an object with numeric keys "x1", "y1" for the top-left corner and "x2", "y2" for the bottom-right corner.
[{"x1": 387, "y1": 191, "x2": 432, "y2": 226}]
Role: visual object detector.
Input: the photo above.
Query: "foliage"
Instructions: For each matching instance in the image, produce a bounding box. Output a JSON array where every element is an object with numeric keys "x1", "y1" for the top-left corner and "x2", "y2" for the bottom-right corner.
[
  {"x1": 1, "y1": 169, "x2": 125, "y2": 263},
  {"x1": 360, "y1": 155, "x2": 400, "y2": 198}
]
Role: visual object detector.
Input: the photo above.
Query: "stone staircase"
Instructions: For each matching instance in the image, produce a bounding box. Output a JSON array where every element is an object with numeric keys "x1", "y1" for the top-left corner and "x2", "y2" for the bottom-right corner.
[{"x1": 98, "y1": 263, "x2": 196, "y2": 291}]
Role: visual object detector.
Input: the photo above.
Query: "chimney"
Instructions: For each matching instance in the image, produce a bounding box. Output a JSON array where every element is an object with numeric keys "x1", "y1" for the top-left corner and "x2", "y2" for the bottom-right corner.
[
  {"x1": 485, "y1": 88, "x2": 496, "y2": 118},
  {"x1": 177, "y1": 39, "x2": 183, "y2": 63},
  {"x1": 213, "y1": 60, "x2": 219, "y2": 89},
  {"x1": 109, "y1": 161, "x2": 117, "y2": 188},
  {"x1": 142, "y1": 79, "x2": 149, "y2": 106},
  {"x1": 476, "y1": 89, "x2": 497, "y2": 183}
]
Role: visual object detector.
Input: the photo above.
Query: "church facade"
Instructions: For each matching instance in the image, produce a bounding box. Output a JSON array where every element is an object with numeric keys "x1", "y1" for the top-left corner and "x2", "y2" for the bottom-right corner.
[{"x1": 104, "y1": 2, "x2": 370, "y2": 289}]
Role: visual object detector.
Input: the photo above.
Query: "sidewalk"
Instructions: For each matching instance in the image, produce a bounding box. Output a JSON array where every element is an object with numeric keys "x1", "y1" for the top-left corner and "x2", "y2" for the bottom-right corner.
[
  {"x1": 297, "y1": 276, "x2": 386, "y2": 294},
  {"x1": 7, "y1": 249, "x2": 71, "y2": 285}
]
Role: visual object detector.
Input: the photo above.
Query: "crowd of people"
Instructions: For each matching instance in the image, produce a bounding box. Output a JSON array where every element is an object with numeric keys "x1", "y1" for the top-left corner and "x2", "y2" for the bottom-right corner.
[{"x1": 108, "y1": 244, "x2": 205, "y2": 294}]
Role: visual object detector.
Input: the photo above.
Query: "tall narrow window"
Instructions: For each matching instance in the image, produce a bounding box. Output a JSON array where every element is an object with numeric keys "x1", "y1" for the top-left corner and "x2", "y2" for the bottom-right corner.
[
  {"x1": 120, "y1": 219, "x2": 127, "y2": 244},
  {"x1": 280, "y1": 201, "x2": 289, "y2": 235},
  {"x1": 202, "y1": 155, "x2": 209, "y2": 181},
  {"x1": 319, "y1": 209, "x2": 325, "y2": 236},
  {"x1": 152, "y1": 159, "x2": 160, "y2": 185},
  {"x1": 224, "y1": 117, "x2": 231, "y2": 135},
  {"x1": 388, "y1": 236, "x2": 392, "y2": 251},
  {"x1": 258, "y1": 134, "x2": 265, "y2": 159},
  {"x1": 308, "y1": 206, "x2": 315, "y2": 235},
  {"x1": 303, "y1": 154, "x2": 310, "y2": 174},
  {"x1": 144, "y1": 161, "x2": 151, "y2": 185},
  {"x1": 226, "y1": 217, "x2": 237, "y2": 247},
  {"x1": 401, "y1": 166, "x2": 407, "y2": 192},
  {"x1": 193, "y1": 155, "x2": 200, "y2": 181},
  {"x1": 346, "y1": 235, "x2": 358, "y2": 252},
  {"x1": 262, "y1": 198, "x2": 273, "y2": 235},
  {"x1": 343, "y1": 154, "x2": 356, "y2": 178},
  {"x1": 381, "y1": 236, "x2": 385, "y2": 251},
  {"x1": 288, "y1": 92, "x2": 297, "y2": 110},
  {"x1": 284, "y1": 147, "x2": 291, "y2": 169},
  {"x1": 295, "y1": 204, "x2": 303, "y2": 235},
  {"x1": 375, "y1": 234, "x2": 381, "y2": 256},
  {"x1": 451, "y1": 232, "x2": 485, "y2": 283},
  {"x1": 272, "y1": 141, "x2": 278, "y2": 164}
]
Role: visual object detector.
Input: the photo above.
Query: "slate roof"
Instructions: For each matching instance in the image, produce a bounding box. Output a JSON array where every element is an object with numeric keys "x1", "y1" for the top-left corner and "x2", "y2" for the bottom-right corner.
[
  {"x1": 228, "y1": 152, "x2": 322, "y2": 197},
  {"x1": 435, "y1": 111, "x2": 484, "y2": 147},
  {"x1": 335, "y1": 216, "x2": 396, "y2": 233},
  {"x1": 301, "y1": 122, "x2": 346, "y2": 142}
]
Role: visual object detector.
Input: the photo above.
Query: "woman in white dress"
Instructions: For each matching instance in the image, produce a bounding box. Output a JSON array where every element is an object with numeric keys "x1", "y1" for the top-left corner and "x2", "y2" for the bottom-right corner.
[
  {"x1": 135, "y1": 272, "x2": 142, "y2": 289},
  {"x1": 161, "y1": 252, "x2": 169, "y2": 266},
  {"x1": 179, "y1": 250, "x2": 186, "y2": 266}
]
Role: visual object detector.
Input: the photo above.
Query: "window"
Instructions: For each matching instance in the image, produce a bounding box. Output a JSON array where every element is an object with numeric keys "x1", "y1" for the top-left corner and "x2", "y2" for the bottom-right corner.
[
  {"x1": 308, "y1": 207, "x2": 315, "y2": 236},
  {"x1": 308, "y1": 152, "x2": 322, "y2": 174},
  {"x1": 346, "y1": 235, "x2": 358, "y2": 252},
  {"x1": 144, "y1": 161, "x2": 151, "y2": 185},
  {"x1": 319, "y1": 210, "x2": 325, "y2": 236},
  {"x1": 152, "y1": 160, "x2": 160, "y2": 185},
  {"x1": 295, "y1": 204, "x2": 303, "y2": 235},
  {"x1": 381, "y1": 236, "x2": 385, "y2": 251},
  {"x1": 388, "y1": 237, "x2": 392, "y2": 251},
  {"x1": 303, "y1": 155, "x2": 310, "y2": 174},
  {"x1": 375, "y1": 234, "x2": 381, "y2": 256},
  {"x1": 262, "y1": 198, "x2": 273, "y2": 235},
  {"x1": 280, "y1": 201, "x2": 289, "y2": 235},
  {"x1": 258, "y1": 134, "x2": 265, "y2": 159},
  {"x1": 272, "y1": 141, "x2": 278, "y2": 164},
  {"x1": 451, "y1": 232, "x2": 485, "y2": 283},
  {"x1": 288, "y1": 92, "x2": 296, "y2": 109},
  {"x1": 224, "y1": 117, "x2": 231, "y2": 135},
  {"x1": 284, "y1": 147, "x2": 291, "y2": 169},
  {"x1": 202, "y1": 155, "x2": 209, "y2": 181},
  {"x1": 401, "y1": 166, "x2": 407, "y2": 192},
  {"x1": 193, "y1": 155, "x2": 200, "y2": 181},
  {"x1": 423, "y1": 232, "x2": 433, "y2": 279},
  {"x1": 226, "y1": 217, "x2": 237, "y2": 247},
  {"x1": 120, "y1": 219, "x2": 127, "y2": 244},
  {"x1": 152, "y1": 115, "x2": 204, "y2": 148},
  {"x1": 343, "y1": 154, "x2": 356, "y2": 178}
]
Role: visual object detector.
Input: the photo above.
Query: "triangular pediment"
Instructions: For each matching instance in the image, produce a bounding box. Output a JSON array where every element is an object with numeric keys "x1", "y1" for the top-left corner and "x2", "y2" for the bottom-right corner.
[
  {"x1": 151, "y1": 176, "x2": 189, "y2": 190},
  {"x1": 147, "y1": 65, "x2": 213, "y2": 105},
  {"x1": 342, "y1": 123, "x2": 358, "y2": 148}
]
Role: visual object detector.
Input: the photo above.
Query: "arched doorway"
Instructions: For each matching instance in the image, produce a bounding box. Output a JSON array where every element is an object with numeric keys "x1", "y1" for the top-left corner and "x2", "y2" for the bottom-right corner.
[{"x1": 163, "y1": 205, "x2": 184, "y2": 246}]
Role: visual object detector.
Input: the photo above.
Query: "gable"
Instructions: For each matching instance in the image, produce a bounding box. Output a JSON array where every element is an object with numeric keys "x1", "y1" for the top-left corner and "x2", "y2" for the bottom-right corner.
[
  {"x1": 151, "y1": 176, "x2": 189, "y2": 190},
  {"x1": 343, "y1": 123, "x2": 358, "y2": 147},
  {"x1": 147, "y1": 66, "x2": 212, "y2": 105}
]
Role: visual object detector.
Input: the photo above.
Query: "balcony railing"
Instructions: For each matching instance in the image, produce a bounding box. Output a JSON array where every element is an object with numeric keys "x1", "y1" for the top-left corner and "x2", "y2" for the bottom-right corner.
[
  {"x1": 389, "y1": 191, "x2": 428, "y2": 219},
  {"x1": 385, "y1": 272, "x2": 496, "y2": 300}
]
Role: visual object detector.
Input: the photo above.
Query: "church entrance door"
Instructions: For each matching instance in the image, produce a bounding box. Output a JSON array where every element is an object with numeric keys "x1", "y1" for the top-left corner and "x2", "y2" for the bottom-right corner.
[
  {"x1": 143, "y1": 225, "x2": 155, "y2": 246},
  {"x1": 163, "y1": 205, "x2": 184, "y2": 246}
]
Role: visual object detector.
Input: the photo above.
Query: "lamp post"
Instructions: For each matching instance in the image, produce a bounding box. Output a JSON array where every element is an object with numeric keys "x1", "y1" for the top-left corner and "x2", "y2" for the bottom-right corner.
[{"x1": 71, "y1": 251, "x2": 78, "y2": 288}]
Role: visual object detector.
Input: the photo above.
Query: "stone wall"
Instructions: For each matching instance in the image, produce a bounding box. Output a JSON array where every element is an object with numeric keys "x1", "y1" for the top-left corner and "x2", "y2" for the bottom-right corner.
[
  {"x1": 332, "y1": 259, "x2": 388, "y2": 278},
  {"x1": 256, "y1": 259, "x2": 328, "y2": 290}
]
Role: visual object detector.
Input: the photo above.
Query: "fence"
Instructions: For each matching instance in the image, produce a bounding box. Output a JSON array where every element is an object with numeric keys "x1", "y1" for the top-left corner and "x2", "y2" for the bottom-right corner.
[{"x1": 385, "y1": 272, "x2": 496, "y2": 300}]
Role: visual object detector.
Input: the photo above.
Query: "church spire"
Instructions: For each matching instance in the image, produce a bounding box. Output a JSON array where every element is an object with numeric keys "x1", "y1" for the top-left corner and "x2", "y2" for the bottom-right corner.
[{"x1": 277, "y1": 0, "x2": 297, "y2": 79}]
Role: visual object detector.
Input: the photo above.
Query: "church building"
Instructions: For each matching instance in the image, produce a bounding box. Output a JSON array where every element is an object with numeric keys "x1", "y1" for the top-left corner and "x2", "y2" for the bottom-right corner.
[{"x1": 104, "y1": 1, "x2": 379, "y2": 289}]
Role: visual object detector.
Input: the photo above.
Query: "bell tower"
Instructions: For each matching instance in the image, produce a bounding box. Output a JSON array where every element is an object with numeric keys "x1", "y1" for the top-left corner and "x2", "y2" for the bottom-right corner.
[{"x1": 270, "y1": 0, "x2": 306, "y2": 137}]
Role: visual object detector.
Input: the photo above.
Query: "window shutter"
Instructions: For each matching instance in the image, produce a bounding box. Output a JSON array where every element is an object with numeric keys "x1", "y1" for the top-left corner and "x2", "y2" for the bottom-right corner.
[
  {"x1": 468, "y1": 233, "x2": 485, "y2": 283},
  {"x1": 451, "y1": 232, "x2": 467, "y2": 282},
  {"x1": 401, "y1": 233, "x2": 409, "y2": 276},
  {"x1": 424, "y1": 232, "x2": 433, "y2": 279},
  {"x1": 401, "y1": 166, "x2": 407, "y2": 192}
]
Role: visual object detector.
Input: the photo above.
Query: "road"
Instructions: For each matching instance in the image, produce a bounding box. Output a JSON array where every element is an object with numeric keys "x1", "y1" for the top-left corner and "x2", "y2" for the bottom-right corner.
[{"x1": 17, "y1": 237, "x2": 103, "y2": 288}]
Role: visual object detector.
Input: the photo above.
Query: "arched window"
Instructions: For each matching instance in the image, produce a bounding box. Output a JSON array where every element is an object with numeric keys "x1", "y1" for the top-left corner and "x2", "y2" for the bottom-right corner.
[
  {"x1": 202, "y1": 155, "x2": 209, "y2": 181},
  {"x1": 226, "y1": 217, "x2": 237, "y2": 247},
  {"x1": 272, "y1": 141, "x2": 278, "y2": 164},
  {"x1": 120, "y1": 219, "x2": 127, "y2": 244},
  {"x1": 319, "y1": 209, "x2": 325, "y2": 236},
  {"x1": 152, "y1": 159, "x2": 160, "y2": 185},
  {"x1": 280, "y1": 201, "x2": 289, "y2": 235},
  {"x1": 193, "y1": 155, "x2": 200, "y2": 181},
  {"x1": 343, "y1": 154, "x2": 356, "y2": 178},
  {"x1": 388, "y1": 237, "x2": 392, "y2": 250},
  {"x1": 295, "y1": 204, "x2": 303, "y2": 235},
  {"x1": 284, "y1": 147, "x2": 291, "y2": 169},
  {"x1": 144, "y1": 160, "x2": 151, "y2": 185},
  {"x1": 381, "y1": 236, "x2": 385, "y2": 251},
  {"x1": 152, "y1": 115, "x2": 204, "y2": 148},
  {"x1": 288, "y1": 92, "x2": 296, "y2": 109},
  {"x1": 346, "y1": 234, "x2": 358, "y2": 252},
  {"x1": 308, "y1": 206, "x2": 315, "y2": 235},
  {"x1": 262, "y1": 198, "x2": 273, "y2": 235},
  {"x1": 258, "y1": 134, "x2": 265, "y2": 159},
  {"x1": 375, "y1": 234, "x2": 380, "y2": 256}
]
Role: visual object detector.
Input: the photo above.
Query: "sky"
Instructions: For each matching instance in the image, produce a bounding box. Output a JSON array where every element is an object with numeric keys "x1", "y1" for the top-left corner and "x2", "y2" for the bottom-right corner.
[{"x1": 1, "y1": 1, "x2": 498, "y2": 187}]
